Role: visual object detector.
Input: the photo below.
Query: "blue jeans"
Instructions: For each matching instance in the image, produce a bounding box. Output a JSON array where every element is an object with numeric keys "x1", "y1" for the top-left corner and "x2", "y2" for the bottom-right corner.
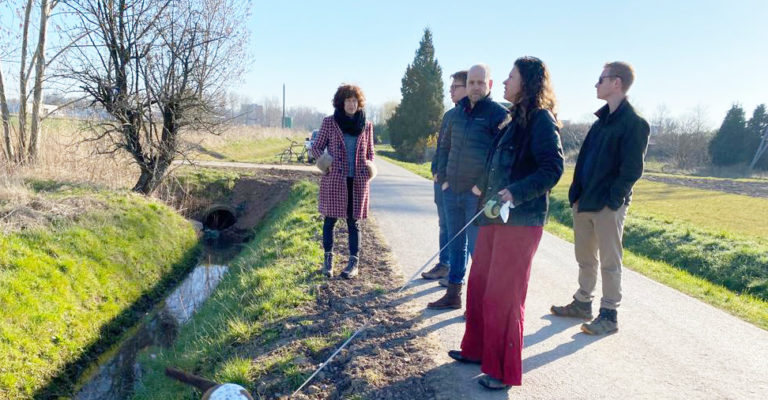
[
  {"x1": 434, "y1": 182, "x2": 450, "y2": 266},
  {"x1": 442, "y1": 187, "x2": 480, "y2": 284}
]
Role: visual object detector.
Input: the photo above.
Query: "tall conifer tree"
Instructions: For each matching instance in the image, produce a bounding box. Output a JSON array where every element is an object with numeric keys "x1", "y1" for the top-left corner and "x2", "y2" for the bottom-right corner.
[
  {"x1": 709, "y1": 104, "x2": 748, "y2": 166},
  {"x1": 746, "y1": 104, "x2": 768, "y2": 169},
  {"x1": 387, "y1": 28, "x2": 444, "y2": 161}
]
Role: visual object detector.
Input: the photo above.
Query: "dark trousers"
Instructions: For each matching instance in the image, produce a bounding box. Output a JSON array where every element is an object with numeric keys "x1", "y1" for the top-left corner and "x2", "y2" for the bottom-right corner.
[
  {"x1": 323, "y1": 177, "x2": 360, "y2": 256},
  {"x1": 434, "y1": 182, "x2": 450, "y2": 266}
]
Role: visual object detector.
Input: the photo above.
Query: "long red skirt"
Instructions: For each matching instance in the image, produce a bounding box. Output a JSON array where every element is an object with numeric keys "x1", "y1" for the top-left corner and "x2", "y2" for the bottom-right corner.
[{"x1": 460, "y1": 224, "x2": 543, "y2": 386}]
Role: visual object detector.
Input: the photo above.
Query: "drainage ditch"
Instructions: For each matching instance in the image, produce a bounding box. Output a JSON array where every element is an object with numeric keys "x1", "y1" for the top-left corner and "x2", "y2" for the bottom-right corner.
[
  {"x1": 74, "y1": 207, "x2": 247, "y2": 398},
  {"x1": 70, "y1": 173, "x2": 299, "y2": 399}
]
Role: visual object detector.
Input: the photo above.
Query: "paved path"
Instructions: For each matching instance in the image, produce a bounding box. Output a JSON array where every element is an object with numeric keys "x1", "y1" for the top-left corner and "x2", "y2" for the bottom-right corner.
[{"x1": 369, "y1": 158, "x2": 768, "y2": 400}]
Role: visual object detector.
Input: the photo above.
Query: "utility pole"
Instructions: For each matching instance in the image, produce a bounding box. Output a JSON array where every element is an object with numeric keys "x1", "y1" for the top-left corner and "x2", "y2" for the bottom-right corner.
[{"x1": 282, "y1": 83, "x2": 285, "y2": 128}]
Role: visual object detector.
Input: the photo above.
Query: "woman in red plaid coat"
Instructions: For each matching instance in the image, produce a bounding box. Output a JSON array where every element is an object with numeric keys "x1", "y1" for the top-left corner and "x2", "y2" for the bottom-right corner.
[{"x1": 310, "y1": 84, "x2": 375, "y2": 279}]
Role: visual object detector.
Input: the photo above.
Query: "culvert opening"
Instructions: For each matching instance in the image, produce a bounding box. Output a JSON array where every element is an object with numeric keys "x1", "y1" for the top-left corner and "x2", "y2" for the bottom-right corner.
[{"x1": 202, "y1": 205, "x2": 237, "y2": 231}]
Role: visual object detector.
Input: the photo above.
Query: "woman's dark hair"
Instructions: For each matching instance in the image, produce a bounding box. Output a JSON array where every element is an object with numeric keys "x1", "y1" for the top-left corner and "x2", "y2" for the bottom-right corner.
[
  {"x1": 511, "y1": 56, "x2": 559, "y2": 128},
  {"x1": 332, "y1": 84, "x2": 366, "y2": 111}
]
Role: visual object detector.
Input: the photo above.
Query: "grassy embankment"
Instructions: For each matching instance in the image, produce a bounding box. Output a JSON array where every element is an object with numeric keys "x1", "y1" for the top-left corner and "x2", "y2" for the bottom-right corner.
[
  {"x1": 0, "y1": 183, "x2": 200, "y2": 399},
  {"x1": 131, "y1": 181, "x2": 328, "y2": 398},
  {"x1": 375, "y1": 145, "x2": 768, "y2": 330},
  {"x1": 0, "y1": 118, "x2": 314, "y2": 398}
]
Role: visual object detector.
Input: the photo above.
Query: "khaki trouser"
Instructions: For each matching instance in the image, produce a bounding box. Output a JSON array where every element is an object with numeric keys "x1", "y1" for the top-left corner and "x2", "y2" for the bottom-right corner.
[{"x1": 572, "y1": 204, "x2": 628, "y2": 309}]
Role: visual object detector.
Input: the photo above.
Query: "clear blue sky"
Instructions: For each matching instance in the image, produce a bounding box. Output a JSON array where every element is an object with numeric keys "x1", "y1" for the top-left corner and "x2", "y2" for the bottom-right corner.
[{"x1": 241, "y1": 0, "x2": 768, "y2": 126}]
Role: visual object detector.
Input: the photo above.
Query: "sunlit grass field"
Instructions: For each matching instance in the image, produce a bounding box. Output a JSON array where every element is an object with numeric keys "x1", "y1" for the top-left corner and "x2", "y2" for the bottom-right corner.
[{"x1": 552, "y1": 169, "x2": 768, "y2": 241}]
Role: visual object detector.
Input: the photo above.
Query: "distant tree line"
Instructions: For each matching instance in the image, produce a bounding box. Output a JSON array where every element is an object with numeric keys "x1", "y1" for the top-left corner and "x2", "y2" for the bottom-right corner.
[
  {"x1": 709, "y1": 104, "x2": 768, "y2": 169},
  {"x1": 560, "y1": 103, "x2": 768, "y2": 172}
]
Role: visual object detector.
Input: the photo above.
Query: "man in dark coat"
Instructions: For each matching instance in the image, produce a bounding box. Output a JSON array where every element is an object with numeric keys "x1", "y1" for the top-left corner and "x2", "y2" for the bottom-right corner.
[
  {"x1": 551, "y1": 61, "x2": 650, "y2": 335},
  {"x1": 428, "y1": 64, "x2": 508, "y2": 309},
  {"x1": 422, "y1": 69, "x2": 468, "y2": 281}
]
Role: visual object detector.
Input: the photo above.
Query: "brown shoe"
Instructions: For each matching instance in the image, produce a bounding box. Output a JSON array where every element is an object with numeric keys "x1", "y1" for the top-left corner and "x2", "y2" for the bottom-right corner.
[
  {"x1": 422, "y1": 263, "x2": 449, "y2": 280},
  {"x1": 427, "y1": 283, "x2": 462, "y2": 309}
]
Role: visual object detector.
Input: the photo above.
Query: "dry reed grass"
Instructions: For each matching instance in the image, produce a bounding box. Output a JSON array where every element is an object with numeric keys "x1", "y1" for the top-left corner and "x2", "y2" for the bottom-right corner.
[
  {"x1": 182, "y1": 124, "x2": 298, "y2": 152},
  {"x1": 0, "y1": 120, "x2": 295, "y2": 228},
  {"x1": 1, "y1": 118, "x2": 138, "y2": 191}
]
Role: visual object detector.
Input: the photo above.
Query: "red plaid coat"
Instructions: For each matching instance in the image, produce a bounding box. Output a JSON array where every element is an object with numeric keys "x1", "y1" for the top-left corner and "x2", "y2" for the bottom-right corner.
[{"x1": 310, "y1": 116, "x2": 375, "y2": 219}]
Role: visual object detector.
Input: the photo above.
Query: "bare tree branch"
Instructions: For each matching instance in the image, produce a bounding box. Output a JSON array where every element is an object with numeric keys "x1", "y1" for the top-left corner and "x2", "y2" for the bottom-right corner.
[{"x1": 62, "y1": 0, "x2": 249, "y2": 193}]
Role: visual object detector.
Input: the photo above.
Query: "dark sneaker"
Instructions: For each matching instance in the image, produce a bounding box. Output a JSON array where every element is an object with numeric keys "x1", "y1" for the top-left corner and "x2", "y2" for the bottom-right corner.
[
  {"x1": 438, "y1": 277, "x2": 449, "y2": 287},
  {"x1": 581, "y1": 308, "x2": 618, "y2": 335},
  {"x1": 478, "y1": 374, "x2": 510, "y2": 390},
  {"x1": 551, "y1": 299, "x2": 593, "y2": 320},
  {"x1": 422, "y1": 263, "x2": 449, "y2": 279},
  {"x1": 322, "y1": 252, "x2": 333, "y2": 277},
  {"x1": 448, "y1": 350, "x2": 480, "y2": 364},
  {"x1": 340, "y1": 255, "x2": 359, "y2": 279}
]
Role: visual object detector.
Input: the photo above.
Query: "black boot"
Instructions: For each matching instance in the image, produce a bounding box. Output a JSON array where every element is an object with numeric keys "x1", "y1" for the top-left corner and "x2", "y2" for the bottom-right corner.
[
  {"x1": 322, "y1": 252, "x2": 333, "y2": 277},
  {"x1": 341, "y1": 255, "x2": 359, "y2": 279}
]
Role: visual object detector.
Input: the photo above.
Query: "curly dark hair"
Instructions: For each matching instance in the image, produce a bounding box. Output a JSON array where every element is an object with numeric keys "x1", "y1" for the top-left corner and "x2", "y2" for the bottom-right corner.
[
  {"x1": 510, "y1": 56, "x2": 559, "y2": 128},
  {"x1": 332, "y1": 84, "x2": 366, "y2": 111}
]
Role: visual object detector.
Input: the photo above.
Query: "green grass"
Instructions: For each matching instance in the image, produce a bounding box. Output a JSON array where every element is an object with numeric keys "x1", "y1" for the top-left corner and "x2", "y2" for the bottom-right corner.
[
  {"x1": 548, "y1": 195, "x2": 768, "y2": 301},
  {"x1": 545, "y1": 219, "x2": 768, "y2": 330},
  {"x1": 166, "y1": 167, "x2": 241, "y2": 200},
  {"x1": 0, "y1": 188, "x2": 200, "y2": 399},
  {"x1": 131, "y1": 181, "x2": 329, "y2": 399},
  {"x1": 375, "y1": 145, "x2": 432, "y2": 179},
  {"x1": 193, "y1": 136, "x2": 308, "y2": 163},
  {"x1": 644, "y1": 171, "x2": 768, "y2": 183},
  {"x1": 372, "y1": 156, "x2": 768, "y2": 330},
  {"x1": 553, "y1": 168, "x2": 768, "y2": 241}
]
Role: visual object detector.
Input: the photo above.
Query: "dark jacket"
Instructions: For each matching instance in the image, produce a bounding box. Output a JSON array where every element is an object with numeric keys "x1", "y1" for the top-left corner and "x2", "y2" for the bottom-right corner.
[
  {"x1": 477, "y1": 109, "x2": 564, "y2": 226},
  {"x1": 437, "y1": 95, "x2": 508, "y2": 193},
  {"x1": 431, "y1": 107, "x2": 458, "y2": 176},
  {"x1": 569, "y1": 99, "x2": 650, "y2": 212}
]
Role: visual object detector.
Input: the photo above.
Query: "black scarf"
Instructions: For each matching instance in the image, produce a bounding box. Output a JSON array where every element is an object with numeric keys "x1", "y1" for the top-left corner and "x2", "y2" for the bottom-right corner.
[{"x1": 333, "y1": 109, "x2": 366, "y2": 136}]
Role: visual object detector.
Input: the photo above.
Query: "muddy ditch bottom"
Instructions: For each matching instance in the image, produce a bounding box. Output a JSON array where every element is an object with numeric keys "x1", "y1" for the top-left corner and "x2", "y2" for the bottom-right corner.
[{"x1": 73, "y1": 260, "x2": 229, "y2": 400}]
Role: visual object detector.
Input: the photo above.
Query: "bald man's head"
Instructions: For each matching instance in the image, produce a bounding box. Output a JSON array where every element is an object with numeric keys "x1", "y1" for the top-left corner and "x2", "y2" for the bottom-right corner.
[{"x1": 467, "y1": 64, "x2": 492, "y2": 106}]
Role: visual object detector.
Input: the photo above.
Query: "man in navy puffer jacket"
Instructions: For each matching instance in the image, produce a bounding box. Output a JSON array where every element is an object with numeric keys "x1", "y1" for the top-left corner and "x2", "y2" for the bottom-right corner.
[{"x1": 429, "y1": 64, "x2": 508, "y2": 310}]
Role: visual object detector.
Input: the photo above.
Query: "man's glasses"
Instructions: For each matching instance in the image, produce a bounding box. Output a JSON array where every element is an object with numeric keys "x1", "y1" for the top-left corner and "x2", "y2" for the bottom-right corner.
[
  {"x1": 597, "y1": 75, "x2": 619, "y2": 85},
  {"x1": 450, "y1": 84, "x2": 465, "y2": 90}
]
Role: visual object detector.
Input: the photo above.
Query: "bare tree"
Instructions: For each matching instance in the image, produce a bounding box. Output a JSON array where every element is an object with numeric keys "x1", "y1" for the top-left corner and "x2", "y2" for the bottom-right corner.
[
  {"x1": 288, "y1": 106, "x2": 324, "y2": 131},
  {"x1": 559, "y1": 120, "x2": 591, "y2": 156},
  {"x1": 63, "y1": 0, "x2": 249, "y2": 194},
  {"x1": 0, "y1": 59, "x2": 12, "y2": 162},
  {"x1": 0, "y1": 0, "x2": 82, "y2": 163},
  {"x1": 652, "y1": 105, "x2": 713, "y2": 170},
  {"x1": 262, "y1": 96, "x2": 282, "y2": 127},
  {"x1": 27, "y1": 0, "x2": 54, "y2": 161}
]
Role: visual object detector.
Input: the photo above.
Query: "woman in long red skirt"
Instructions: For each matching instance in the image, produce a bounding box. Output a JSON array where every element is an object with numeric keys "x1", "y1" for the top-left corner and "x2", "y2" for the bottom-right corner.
[{"x1": 448, "y1": 56, "x2": 564, "y2": 390}]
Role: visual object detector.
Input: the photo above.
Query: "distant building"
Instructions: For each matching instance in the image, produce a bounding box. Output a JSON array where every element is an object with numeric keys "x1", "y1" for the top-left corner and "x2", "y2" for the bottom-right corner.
[{"x1": 7, "y1": 101, "x2": 62, "y2": 118}]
